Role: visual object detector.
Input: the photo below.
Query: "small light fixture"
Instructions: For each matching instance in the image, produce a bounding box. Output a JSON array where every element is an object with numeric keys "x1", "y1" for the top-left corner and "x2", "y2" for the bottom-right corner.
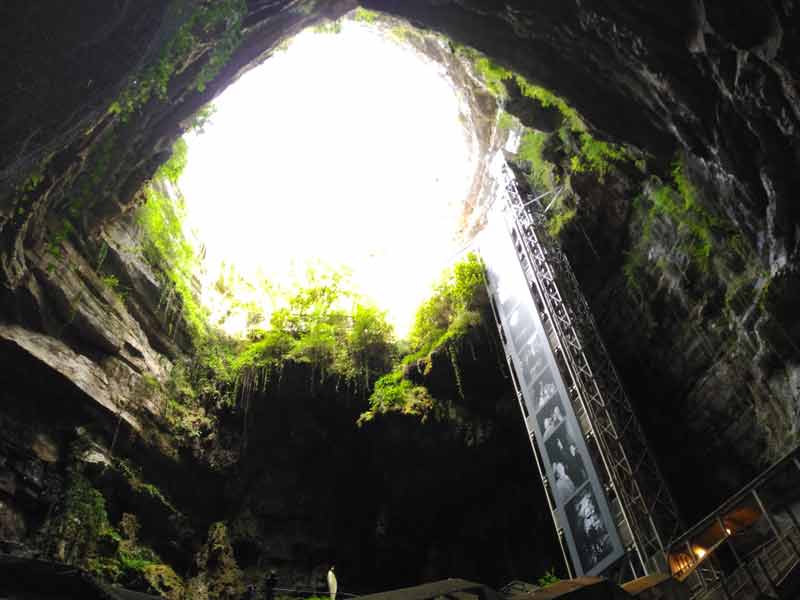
[
  {"x1": 694, "y1": 547, "x2": 707, "y2": 559},
  {"x1": 725, "y1": 527, "x2": 732, "y2": 535}
]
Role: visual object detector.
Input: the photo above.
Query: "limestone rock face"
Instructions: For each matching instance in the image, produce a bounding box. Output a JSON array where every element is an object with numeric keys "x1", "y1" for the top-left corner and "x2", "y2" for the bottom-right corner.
[
  {"x1": 0, "y1": 323, "x2": 143, "y2": 432},
  {"x1": 0, "y1": 215, "x2": 185, "y2": 564}
]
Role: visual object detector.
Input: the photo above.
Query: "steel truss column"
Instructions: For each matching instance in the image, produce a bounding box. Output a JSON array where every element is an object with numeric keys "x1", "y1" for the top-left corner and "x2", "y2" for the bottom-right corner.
[{"x1": 497, "y1": 163, "x2": 683, "y2": 574}]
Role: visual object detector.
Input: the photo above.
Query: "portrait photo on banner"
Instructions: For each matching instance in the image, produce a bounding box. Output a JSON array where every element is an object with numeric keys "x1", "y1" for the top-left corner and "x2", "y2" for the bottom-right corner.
[
  {"x1": 508, "y1": 303, "x2": 538, "y2": 354},
  {"x1": 515, "y1": 331, "x2": 546, "y2": 390},
  {"x1": 533, "y1": 368, "x2": 564, "y2": 438},
  {"x1": 565, "y1": 487, "x2": 615, "y2": 573},
  {"x1": 545, "y1": 422, "x2": 589, "y2": 503}
]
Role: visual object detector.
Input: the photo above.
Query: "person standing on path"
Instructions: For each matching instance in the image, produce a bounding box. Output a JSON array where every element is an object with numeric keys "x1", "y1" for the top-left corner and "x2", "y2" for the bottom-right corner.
[{"x1": 328, "y1": 566, "x2": 338, "y2": 600}]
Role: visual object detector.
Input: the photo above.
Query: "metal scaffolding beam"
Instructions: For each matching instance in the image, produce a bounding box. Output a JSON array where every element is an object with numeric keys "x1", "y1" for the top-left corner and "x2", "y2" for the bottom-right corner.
[{"x1": 491, "y1": 160, "x2": 683, "y2": 575}]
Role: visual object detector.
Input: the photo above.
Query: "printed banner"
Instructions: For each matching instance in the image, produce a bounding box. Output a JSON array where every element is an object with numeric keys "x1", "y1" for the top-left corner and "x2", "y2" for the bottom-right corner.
[{"x1": 480, "y1": 207, "x2": 624, "y2": 576}]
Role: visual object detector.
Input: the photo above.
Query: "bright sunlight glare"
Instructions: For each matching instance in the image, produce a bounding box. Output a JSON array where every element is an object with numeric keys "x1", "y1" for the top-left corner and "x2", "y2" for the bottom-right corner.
[{"x1": 180, "y1": 19, "x2": 476, "y2": 337}]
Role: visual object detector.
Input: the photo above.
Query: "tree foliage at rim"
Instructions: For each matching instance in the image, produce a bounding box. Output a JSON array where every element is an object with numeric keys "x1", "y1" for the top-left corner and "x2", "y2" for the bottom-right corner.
[
  {"x1": 361, "y1": 253, "x2": 489, "y2": 424},
  {"x1": 133, "y1": 174, "x2": 490, "y2": 435},
  {"x1": 231, "y1": 266, "x2": 397, "y2": 398},
  {"x1": 462, "y1": 47, "x2": 643, "y2": 238}
]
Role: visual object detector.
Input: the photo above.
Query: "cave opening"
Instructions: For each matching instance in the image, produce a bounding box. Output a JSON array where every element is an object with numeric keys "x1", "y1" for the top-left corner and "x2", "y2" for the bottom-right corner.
[{"x1": 177, "y1": 14, "x2": 478, "y2": 338}]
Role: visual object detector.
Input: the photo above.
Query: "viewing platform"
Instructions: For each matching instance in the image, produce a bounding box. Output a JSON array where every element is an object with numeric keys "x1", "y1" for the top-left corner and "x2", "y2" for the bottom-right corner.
[{"x1": 666, "y1": 448, "x2": 800, "y2": 599}]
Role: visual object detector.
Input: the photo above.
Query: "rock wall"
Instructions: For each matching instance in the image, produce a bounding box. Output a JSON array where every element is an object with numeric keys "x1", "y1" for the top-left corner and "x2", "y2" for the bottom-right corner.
[
  {"x1": 220, "y1": 326, "x2": 559, "y2": 591},
  {"x1": 357, "y1": 0, "x2": 800, "y2": 516},
  {"x1": 0, "y1": 213, "x2": 192, "y2": 560},
  {"x1": 0, "y1": 260, "x2": 560, "y2": 592},
  {"x1": 1, "y1": 0, "x2": 800, "y2": 590}
]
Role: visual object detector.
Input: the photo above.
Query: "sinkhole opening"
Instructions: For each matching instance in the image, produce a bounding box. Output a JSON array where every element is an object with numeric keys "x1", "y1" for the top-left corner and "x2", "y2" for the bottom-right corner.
[{"x1": 174, "y1": 13, "x2": 484, "y2": 339}]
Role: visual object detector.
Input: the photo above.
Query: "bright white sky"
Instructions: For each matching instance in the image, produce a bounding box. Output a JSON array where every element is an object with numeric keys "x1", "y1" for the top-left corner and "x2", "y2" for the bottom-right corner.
[{"x1": 180, "y1": 19, "x2": 476, "y2": 337}]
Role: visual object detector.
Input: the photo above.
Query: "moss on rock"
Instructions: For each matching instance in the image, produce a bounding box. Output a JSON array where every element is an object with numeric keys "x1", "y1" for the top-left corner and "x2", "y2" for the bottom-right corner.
[{"x1": 188, "y1": 522, "x2": 244, "y2": 600}]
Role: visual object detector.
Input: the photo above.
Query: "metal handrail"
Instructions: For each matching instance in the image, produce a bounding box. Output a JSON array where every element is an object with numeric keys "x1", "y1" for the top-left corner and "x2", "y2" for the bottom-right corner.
[
  {"x1": 685, "y1": 527, "x2": 800, "y2": 599},
  {"x1": 667, "y1": 447, "x2": 800, "y2": 550}
]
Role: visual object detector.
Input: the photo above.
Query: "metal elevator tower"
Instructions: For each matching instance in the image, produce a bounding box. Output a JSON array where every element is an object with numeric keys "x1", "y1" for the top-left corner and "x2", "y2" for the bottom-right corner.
[{"x1": 484, "y1": 157, "x2": 683, "y2": 579}]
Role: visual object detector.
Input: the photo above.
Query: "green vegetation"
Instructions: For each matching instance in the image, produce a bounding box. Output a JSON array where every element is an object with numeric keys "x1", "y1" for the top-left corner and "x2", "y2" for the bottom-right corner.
[
  {"x1": 756, "y1": 268, "x2": 798, "y2": 320},
  {"x1": 725, "y1": 233, "x2": 752, "y2": 267},
  {"x1": 621, "y1": 156, "x2": 744, "y2": 303},
  {"x1": 148, "y1": 253, "x2": 486, "y2": 436},
  {"x1": 191, "y1": 522, "x2": 244, "y2": 600},
  {"x1": 45, "y1": 131, "x2": 119, "y2": 271},
  {"x1": 725, "y1": 269, "x2": 759, "y2": 315},
  {"x1": 114, "y1": 458, "x2": 179, "y2": 515},
  {"x1": 451, "y1": 46, "x2": 641, "y2": 245},
  {"x1": 352, "y1": 7, "x2": 380, "y2": 24},
  {"x1": 87, "y1": 510, "x2": 184, "y2": 598},
  {"x1": 650, "y1": 186, "x2": 711, "y2": 270},
  {"x1": 463, "y1": 49, "x2": 513, "y2": 98},
  {"x1": 14, "y1": 168, "x2": 45, "y2": 198},
  {"x1": 111, "y1": 0, "x2": 246, "y2": 118},
  {"x1": 514, "y1": 132, "x2": 576, "y2": 235},
  {"x1": 641, "y1": 158, "x2": 720, "y2": 273},
  {"x1": 573, "y1": 132, "x2": 634, "y2": 177},
  {"x1": 313, "y1": 20, "x2": 343, "y2": 35},
  {"x1": 361, "y1": 253, "x2": 487, "y2": 423},
  {"x1": 194, "y1": 0, "x2": 247, "y2": 92},
  {"x1": 462, "y1": 48, "x2": 635, "y2": 182},
  {"x1": 517, "y1": 130, "x2": 557, "y2": 190},
  {"x1": 388, "y1": 23, "x2": 422, "y2": 44},
  {"x1": 537, "y1": 569, "x2": 560, "y2": 588},
  {"x1": 293, "y1": 1, "x2": 316, "y2": 17},
  {"x1": 406, "y1": 253, "x2": 486, "y2": 362},
  {"x1": 8, "y1": 155, "x2": 53, "y2": 234},
  {"x1": 151, "y1": 255, "x2": 489, "y2": 432},
  {"x1": 514, "y1": 78, "x2": 582, "y2": 130},
  {"x1": 137, "y1": 142, "x2": 206, "y2": 339},
  {"x1": 127, "y1": 98, "x2": 489, "y2": 434},
  {"x1": 158, "y1": 138, "x2": 188, "y2": 185},
  {"x1": 54, "y1": 467, "x2": 110, "y2": 565},
  {"x1": 100, "y1": 274, "x2": 122, "y2": 295},
  {"x1": 313, "y1": 7, "x2": 381, "y2": 34},
  {"x1": 232, "y1": 268, "x2": 395, "y2": 395},
  {"x1": 135, "y1": 329, "x2": 238, "y2": 447},
  {"x1": 623, "y1": 247, "x2": 648, "y2": 303},
  {"x1": 363, "y1": 369, "x2": 436, "y2": 422},
  {"x1": 48, "y1": 464, "x2": 181, "y2": 596},
  {"x1": 187, "y1": 102, "x2": 217, "y2": 135},
  {"x1": 497, "y1": 111, "x2": 516, "y2": 132},
  {"x1": 132, "y1": 254, "x2": 398, "y2": 438},
  {"x1": 139, "y1": 564, "x2": 184, "y2": 600},
  {"x1": 546, "y1": 200, "x2": 577, "y2": 238}
]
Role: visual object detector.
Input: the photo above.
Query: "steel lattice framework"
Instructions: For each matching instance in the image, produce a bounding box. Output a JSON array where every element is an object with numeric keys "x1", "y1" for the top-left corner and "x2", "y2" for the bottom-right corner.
[{"x1": 491, "y1": 161, "x2": 683, "y2": 575}]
